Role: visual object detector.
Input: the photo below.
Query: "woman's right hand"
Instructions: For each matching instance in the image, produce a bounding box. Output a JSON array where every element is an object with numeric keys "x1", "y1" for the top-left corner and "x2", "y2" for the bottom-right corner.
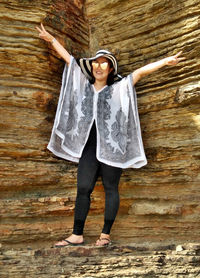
[
  {"x1": 36, "y1": 23, "x2": 54, "y2": 43},
  {"x1": 36, "y1": 22, "x2": 71, "y2": 65}
]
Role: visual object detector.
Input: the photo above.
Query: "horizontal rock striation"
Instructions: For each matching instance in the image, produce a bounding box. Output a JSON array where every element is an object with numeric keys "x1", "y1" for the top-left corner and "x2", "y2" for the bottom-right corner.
[
  {"x1": 0, "y1": 0, "x2": 200, "y2": 249},
  {"x1": 0, "y1": 243, "x2": 200, "y2": 278}
]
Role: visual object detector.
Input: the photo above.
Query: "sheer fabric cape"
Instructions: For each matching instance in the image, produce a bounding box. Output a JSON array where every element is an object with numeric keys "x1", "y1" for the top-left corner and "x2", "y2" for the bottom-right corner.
[{"x1": 47, "y1": 56, "x2": 147, "y2": 169}]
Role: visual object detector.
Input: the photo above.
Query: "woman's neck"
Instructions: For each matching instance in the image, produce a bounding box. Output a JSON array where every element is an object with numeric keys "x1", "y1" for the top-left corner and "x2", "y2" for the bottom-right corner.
[{"x1": 93, "y1": 80, "x2": 107, "y2": 91}]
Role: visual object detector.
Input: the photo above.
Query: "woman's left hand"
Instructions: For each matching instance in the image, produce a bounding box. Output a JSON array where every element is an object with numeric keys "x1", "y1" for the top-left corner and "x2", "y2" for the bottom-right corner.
[{"x1": 165, "y1": 51, "x2": 186, "y2": 66}]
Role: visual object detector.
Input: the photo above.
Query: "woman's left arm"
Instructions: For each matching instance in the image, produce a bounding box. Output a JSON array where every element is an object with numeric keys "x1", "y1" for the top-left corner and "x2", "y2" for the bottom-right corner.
[{"x1": 132, "y1": 51, "x2": 185, "y2": 85}]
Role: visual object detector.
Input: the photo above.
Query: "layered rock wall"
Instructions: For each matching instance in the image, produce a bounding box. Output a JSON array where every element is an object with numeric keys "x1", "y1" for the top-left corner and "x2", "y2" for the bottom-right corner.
[
  {"x1": 0, "y1": 0, "x2": 89, "y2": 246},
  {"x1": 0, "y1": 0, "x2": 200, "y2": 247}
]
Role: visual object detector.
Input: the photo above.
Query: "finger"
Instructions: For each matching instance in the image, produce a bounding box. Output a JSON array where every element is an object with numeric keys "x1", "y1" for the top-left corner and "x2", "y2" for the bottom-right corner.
[
  {"x1": 178, "y1": 57, "x2": 186, "y2": 61},
  {"x1": 36, "y1": 26, "x2": 42, "y2": 32},
  {"x1": 41, "y1": 22, "x2": 46, "y2": 31},
  {"x1": 175, "y1": 51, "x2": 183, "y2": 58}
]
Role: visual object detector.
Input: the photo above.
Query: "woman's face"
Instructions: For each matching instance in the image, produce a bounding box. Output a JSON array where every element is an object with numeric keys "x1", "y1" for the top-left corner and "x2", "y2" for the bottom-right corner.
[{"x1": 92, "y1": 57, "x2": 113, "y2": 83}]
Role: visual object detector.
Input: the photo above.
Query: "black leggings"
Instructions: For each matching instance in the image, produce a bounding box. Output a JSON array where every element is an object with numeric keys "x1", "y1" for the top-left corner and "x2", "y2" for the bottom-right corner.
[{"x1": 73, "y1": 122, "x2": 122, "y2": 235}]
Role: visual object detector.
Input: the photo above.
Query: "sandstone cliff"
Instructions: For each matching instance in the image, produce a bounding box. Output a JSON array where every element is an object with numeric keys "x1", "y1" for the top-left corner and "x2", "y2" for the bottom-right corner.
[{"x1": 0, "y1": 0, "x2": 200, "y2": 249}]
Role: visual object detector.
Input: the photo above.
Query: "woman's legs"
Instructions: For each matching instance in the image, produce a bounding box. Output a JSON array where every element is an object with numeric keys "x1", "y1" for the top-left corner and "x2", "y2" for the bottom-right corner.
[{"x1": 55, "y1": 121, "x2": 122, "y2": 246}]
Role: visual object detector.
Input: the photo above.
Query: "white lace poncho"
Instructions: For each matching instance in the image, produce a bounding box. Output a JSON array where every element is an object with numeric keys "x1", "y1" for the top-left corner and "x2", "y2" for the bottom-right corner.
[{"x1": 47, "y1": 56, "x2": 147, "y2": 169}]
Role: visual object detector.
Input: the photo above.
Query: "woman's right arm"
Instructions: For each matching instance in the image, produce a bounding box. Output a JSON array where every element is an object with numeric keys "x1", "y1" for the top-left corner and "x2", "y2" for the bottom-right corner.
[{"x1": 36, "y1": 23, "x2": 71, "y2": 66}]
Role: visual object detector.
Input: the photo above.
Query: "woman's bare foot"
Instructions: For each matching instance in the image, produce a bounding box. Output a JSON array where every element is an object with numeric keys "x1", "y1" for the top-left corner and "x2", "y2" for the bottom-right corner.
[
  {"x1": 95, "y1": 233, "x2": 111, "y2": 246},
  {"x1": 55, "y1": 234, "x2": 84, "y2": 247}
]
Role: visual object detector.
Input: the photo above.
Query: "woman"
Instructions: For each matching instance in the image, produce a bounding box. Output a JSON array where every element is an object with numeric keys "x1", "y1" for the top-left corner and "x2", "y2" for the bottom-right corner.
[{"x1": 36, "y1": 23, "x2": 185, "y2": 247}]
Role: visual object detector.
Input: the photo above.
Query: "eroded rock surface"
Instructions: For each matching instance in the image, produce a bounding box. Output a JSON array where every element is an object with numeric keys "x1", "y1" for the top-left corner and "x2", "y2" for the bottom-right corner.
[{"x1": 0, "y1": 243, "x2": 200, "y2": 278}]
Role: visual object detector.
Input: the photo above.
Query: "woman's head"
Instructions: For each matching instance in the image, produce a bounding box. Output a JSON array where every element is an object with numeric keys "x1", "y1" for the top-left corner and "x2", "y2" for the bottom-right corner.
[
  {"x1": 91, "y1": 56, "x2": 114, "y2": 85},
  {"x1": 78, "y1": 50, "x2": 122, "y2": 85}
]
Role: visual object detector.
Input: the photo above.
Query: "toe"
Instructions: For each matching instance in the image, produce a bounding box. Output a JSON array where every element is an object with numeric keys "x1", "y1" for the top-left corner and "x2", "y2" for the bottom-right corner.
[
  {"x1": 95, "y1": 238, "x2": 110, "y2": 246},
  {"x1": 55, "y1": 240, "x2": 68, "y2": 247}
]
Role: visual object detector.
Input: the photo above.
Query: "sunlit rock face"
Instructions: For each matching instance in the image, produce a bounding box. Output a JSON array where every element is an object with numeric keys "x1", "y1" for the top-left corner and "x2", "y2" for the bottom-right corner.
[{"x1": 0, "y1": 0, "x2": 200, "y2": 247}]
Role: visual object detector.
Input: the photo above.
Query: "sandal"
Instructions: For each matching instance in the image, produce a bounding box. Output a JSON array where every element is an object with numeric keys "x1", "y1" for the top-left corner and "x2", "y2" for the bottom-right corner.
[
  {"x1": 95, "y1": 237, "x2": 111, "y2": 247},
  {"x1": 55, "y1": 239, "x2": 84, "y2": 248}
]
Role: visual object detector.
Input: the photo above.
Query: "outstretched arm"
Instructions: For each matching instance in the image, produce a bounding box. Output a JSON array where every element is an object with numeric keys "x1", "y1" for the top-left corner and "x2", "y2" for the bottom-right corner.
[
  {"x1": 36, "y1": 23, "x2": 71, "y2": 66},
  {"x1": 132, "y1": 51, "x2": 185, "y2": 85}
]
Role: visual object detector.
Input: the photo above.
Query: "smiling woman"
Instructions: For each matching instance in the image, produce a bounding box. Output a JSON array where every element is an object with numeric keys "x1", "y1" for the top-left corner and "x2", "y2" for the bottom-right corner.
[
  {"x1": 77, "y1": 49, "x2": 122, "y2": 87},
  {"x1": 36, "y1": 22, "x2": 185, "y2": 247},
  {"x1": 92, "y1": 57, "x2": 113, "y2": 88}
]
